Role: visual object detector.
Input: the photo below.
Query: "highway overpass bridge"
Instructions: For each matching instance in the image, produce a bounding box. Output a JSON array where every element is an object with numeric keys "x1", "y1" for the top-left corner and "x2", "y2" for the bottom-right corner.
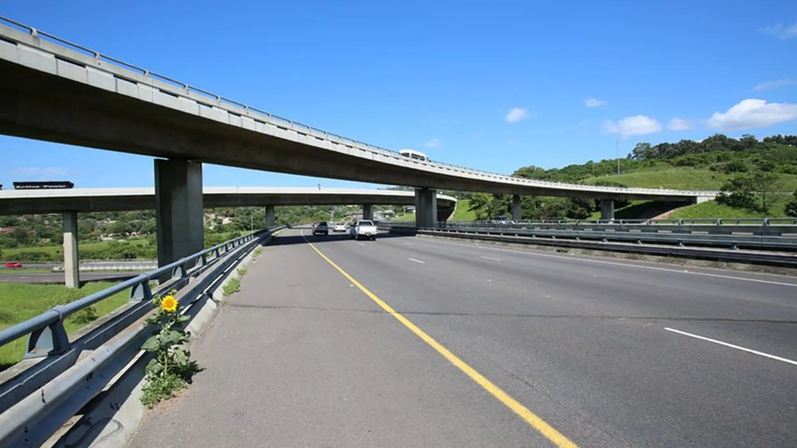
[
  {"x1": 0, "y1": 17, "x2": 716, "y2": 276},
  {"x1": 0, "y1": 187, "x2": 456, "y2": 287}
]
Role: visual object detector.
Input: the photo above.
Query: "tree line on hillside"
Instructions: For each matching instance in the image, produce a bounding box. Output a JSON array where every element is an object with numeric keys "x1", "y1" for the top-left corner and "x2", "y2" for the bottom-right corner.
[
  {"x1": 513, "y1": 134, "x2": 797, "y2": 184},
  {"x1": 0, "y1": 205, "x2": 373, "y2": 261},
  {"x1": 467, "y1": 134, "x2": 797, "y2": 220}
]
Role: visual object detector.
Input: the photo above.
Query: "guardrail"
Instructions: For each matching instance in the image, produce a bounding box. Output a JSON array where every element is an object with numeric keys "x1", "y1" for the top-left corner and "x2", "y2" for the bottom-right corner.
[
  {"x1": 378, "y1": 221, "x2": 797, "y2": 265},
  {"x1": 0, "y1": 15, "x2": 717, "y2": 199},
  {"x1": 51, "y1": 261, "x2": 158, "y2": 272},
  {"x1": 0, "y1": 226, "x2": 284, "y2": 448},
  {"x1": 433, "y1": 219, "x2": 797, "y2": 239}
]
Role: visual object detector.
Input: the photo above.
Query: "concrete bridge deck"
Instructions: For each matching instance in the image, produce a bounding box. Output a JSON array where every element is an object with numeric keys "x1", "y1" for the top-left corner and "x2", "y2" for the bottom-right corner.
[{"x1": 128, "y1": 229, "x2": 797, "y2": 448}]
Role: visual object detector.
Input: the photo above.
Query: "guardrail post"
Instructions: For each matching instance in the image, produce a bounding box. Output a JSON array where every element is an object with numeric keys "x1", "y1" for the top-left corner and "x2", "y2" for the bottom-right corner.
[
  {"x1": 196, "y1": 253, "x2": 208, "y2": 269},
  {"x1": 130, "y1": 280, "x2": 152, "y2": 302},
  {"x1": 25, "y1": 311, "x2": 69, "y2": 358}
]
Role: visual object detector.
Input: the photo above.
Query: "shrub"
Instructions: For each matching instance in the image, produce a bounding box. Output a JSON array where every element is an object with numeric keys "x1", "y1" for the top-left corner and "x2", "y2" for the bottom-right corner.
[
  {"x1": 68, "y1": 306, "x2": 98, "y2": 325},
  {"x1": 140, "y1": 292, "x2": 201, "y2": 408},
  {"x1": 222, "y1": 278, "x2": 240, "y2": 296}
]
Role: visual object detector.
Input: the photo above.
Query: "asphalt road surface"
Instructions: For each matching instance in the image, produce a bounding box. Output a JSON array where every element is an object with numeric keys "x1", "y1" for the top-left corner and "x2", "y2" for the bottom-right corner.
[
  {"x1": 130, "y1": 229, "x2": 797, "y2": 448},
  {"x1": 0, "y1": 272, "x2": 140, "y2": 284}
]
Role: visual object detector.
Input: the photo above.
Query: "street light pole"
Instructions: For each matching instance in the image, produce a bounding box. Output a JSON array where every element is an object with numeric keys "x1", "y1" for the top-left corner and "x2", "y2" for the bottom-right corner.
[{"x1": 616, "y1": 138, "x2": 620, "y2": 175}]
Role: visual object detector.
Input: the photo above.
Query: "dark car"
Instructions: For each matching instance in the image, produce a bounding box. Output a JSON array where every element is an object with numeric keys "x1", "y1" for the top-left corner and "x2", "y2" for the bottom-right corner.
[{"x1": 312, "y1": 221, "x2": 329, "y2": 236}]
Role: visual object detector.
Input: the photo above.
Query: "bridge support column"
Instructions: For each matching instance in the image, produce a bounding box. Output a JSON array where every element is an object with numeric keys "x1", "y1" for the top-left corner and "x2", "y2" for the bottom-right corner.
[
  {"x1": 155, "y1": 159, "x2": 204, "y2": 279},
  {"x1": 265, "y1": 205, "x2": 276, "y2": 228},
  {"x1": 511, "y1": 194, "x2": 522, "y2": 222},
  {"x1": 362, "y1": 204, "x2": 374, "y2": 221},
  {"x1": 63, "y1": 211, "x2": 79, "y2": 289},
  {"x1": 415, "y1": 188, "x2": 438, "y2": 228},
  {"x1": 600, "y1": 199, "x2": 615, "y2": 221}
]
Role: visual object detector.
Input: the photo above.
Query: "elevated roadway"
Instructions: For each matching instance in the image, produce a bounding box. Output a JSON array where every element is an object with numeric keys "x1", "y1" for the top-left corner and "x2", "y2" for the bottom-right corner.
[
  {"x1": 0, "y1": 18, "x2": 716, "y2": 204},
  {"x1": 0, "y1": 186, "x2": 456, "y2": 219},
  {"x1": 0, "y1": 187, "x2": 455, "y2": 286},
  {"x1": 128, "y1": 229, "x2": 797, "y2": 448}
]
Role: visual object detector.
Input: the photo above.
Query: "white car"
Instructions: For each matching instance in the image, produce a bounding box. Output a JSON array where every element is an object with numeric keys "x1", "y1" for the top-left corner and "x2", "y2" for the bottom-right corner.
[
  {"x1": 333, "y1": 222, "x2": 347, "y2": 232},
  {"x1": 350, "y1": 220, "x2": 378, "y2": 241}
]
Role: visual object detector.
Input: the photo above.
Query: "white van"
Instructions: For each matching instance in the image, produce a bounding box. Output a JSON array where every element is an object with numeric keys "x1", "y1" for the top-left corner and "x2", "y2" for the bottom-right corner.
[{"x1": 399, "y1": 148, "x2": 430, "y2": 162}]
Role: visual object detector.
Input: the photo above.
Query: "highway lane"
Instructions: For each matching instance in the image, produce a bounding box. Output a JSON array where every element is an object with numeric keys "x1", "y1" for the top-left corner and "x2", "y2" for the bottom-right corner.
[
  {"x1": 301, "y1": 231, "x2": 797, "y2": 447},
  {"x1": 0, "y1": 260, "x2": 157, "y2": 270},
  {"x1": 130, "y1": 229, "x2": 797, "y2": 447},
  {"x1": 0, "y1": 272, "x2": 140, "y2": 283}
]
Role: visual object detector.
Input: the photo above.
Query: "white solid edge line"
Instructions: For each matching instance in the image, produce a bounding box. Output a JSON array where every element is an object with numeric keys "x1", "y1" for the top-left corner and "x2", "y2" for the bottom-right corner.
[
  {"x1": 408, "y1": 258, "x2": 425, "y2": 264},
  {"x1": 664, "y1": 327, "x2": 797, "y2": 366},
  {"x1": 480, "y1": 256, "x2": 502, "y2": 262},
  {"x1": 413, "y1": 237, "x2": 797, "y2": 288}
]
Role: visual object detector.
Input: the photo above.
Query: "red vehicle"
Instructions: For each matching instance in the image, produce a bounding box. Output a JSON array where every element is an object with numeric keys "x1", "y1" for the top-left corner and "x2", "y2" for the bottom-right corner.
[{"x1": 4, "y1": 262, "x2": 22, "y2": 269}]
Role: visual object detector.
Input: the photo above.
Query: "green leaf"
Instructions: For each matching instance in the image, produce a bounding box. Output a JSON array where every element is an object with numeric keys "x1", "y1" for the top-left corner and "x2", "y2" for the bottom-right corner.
[
  {"x1": 142, "y1": 335, "x2": 160, "y2": 352},
  {"x1": 165, "y1": 330, "x2": 183, "y2": 345},
  {"x1": 176, "y1": 314, "x2": 190, "y2": 323},
  {"x1": 145, "y1": 358, "x2": 163, "y2": 375}
]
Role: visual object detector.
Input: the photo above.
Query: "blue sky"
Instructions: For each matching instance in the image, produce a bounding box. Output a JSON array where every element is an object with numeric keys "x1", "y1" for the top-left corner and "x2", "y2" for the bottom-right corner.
[{"x1": 1, "y1": 0, "x2": 796, "y2": 189}]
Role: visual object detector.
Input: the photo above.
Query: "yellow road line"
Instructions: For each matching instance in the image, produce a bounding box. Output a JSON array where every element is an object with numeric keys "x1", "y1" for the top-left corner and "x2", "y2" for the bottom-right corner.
[{"x1": 302, "y1": 233, "x2": 580, "y2": 448}]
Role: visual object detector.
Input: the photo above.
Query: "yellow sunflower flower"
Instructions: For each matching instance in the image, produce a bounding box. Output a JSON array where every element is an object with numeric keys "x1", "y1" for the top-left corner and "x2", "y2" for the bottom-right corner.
[{"x1": 160, "y1": 295, "x2": 178, "y2": 313}]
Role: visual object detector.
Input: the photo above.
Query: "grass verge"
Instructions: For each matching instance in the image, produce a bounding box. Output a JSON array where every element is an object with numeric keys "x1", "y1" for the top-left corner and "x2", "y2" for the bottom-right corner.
[
  {"x1": 0, "y1": 282, "x2": 130, "y2": 370},
  {"x1": 582, "y1": 168, "x2": 797, "y2": 191},
  {"x1": 671, "y1": 201, "x2": 789, "y2": 219},
  {"x1": 222, "y1": 278, "x2": 240, "y2": 296}
]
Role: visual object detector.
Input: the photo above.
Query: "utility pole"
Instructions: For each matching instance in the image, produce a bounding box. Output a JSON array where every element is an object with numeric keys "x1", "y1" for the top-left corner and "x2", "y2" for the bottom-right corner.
[{"x1": 616, "y1": 138, "x2": 620, "y2": 175}]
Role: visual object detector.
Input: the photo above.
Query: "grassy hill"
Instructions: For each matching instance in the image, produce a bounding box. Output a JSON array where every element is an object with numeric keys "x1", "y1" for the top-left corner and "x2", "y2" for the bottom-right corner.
[
  {"x1": 581, "y1": 167, "x2": 797, "y2": 192},
  {"x1": 451, "y1": 199, "x2": 476, "y2": 221},
  {"x1": 507, "y1": 134, "x2": 797, "y2": 219},
  {"x1": 392, "y1": 199, "x2": 475, "y2": 222}
]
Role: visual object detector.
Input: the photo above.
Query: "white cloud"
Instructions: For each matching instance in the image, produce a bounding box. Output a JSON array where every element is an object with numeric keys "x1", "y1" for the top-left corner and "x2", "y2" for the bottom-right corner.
[
  {"x1": 505, "y1": 107, "x2": 529, "y2": 123},
  {"x1": 603, "y1": 115, "x2": 662, "y2": 138},
  {"x1": 584, "y1": 98, "x2": 606, "y2": 108},
  {"x1": 760, "y1": 22, "x2": 797, "y2": 39},
  {"x1": 425, "y1": 138, "x2": 443, "y2": 149},
  {"x1": 667, "y1": 118, "x2": 691, "y2": 131},
  {"x1": 707, "y1": 99, "x2": 797, "y2": 130},
  {"x1": 753, "y1": 79, "x2": 797, "y2": 91}
]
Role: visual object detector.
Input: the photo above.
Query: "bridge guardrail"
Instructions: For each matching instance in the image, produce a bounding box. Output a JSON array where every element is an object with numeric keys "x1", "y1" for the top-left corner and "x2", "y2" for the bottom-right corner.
[
  {"x1": 378, "y1": 221, "x2": 797, "y2": 254},
  {"x1": 435, "y1": 219, "x2": 797, "y2": 238},
  {"x1": 0, "y1": 226, "x2": 285, "y2": 448},
  {"x1": 0, "y1": 15, "x2": 717, "y2": 199}
]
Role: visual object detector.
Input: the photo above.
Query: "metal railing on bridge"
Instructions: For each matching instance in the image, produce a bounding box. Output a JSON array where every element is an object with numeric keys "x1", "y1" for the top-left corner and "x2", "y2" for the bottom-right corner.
[
  {"x1": 378, "y1": 220, "x2": 797, "y2": 266},
  {"x1": 0, "y1": 15, "x2": 716, "y2": 199},
  {"x1": 0, "y1": 226, "x2": 284, "y2": 448}
]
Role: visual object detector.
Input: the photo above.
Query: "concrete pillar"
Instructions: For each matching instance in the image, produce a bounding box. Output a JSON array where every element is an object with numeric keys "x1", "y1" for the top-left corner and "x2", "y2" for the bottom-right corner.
[
  {"x1": 265, "y1": 205, "x2": 276, "y2": 228},
  {"x1": 600, "y1": 199, "x2": 615, "y2": 221},
  {"x1": 511, "y1": 194, "x2": 522, "y2": 222},
  {"x1": 362, "y1": 204, "x2": 374, "y2": 221},
  {"x1": 415, "y1": 188, "x2": 438, "y2": 228},
  {"x1": 63, "y1": 211, "x2": 79, "y2": 289},
  {"x1": 154, "y1": 159, "x2": 204, "y2": 275}
]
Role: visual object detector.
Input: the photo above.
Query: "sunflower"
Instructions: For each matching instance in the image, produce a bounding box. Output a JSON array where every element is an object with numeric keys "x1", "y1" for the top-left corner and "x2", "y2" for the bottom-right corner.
[{"x1": 160, "y1": 295, "x2": 178, "y2": 313}]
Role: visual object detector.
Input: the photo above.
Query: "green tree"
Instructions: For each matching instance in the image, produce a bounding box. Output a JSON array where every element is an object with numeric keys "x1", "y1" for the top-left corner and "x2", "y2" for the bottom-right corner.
[
  {"x1": 631, "y1": 142, "x2": 658, "y2": 160},
  {"x1": 468, "y1": 193, "x2": 510, "y2": 220},
  {"x1": 717, "y1": 176, "x2": 757, "y2": 210},
  {"x1": 108, "y1": 220, "x2": 130, "y2": 236},
  {"x1": 717, "y1": 171, "x2": 780, "y2": 213},
  {"x1": 785, "y1": 190, "x2": 797, "y2": 218}
]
